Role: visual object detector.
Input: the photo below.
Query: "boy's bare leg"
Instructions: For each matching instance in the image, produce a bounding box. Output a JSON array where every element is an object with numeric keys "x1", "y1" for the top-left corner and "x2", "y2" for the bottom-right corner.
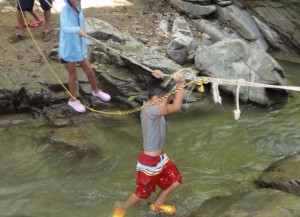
[
  {"x1": 116, "y1": 193, "x2": 142, "y2": 211},
  {"x1": 29, "y1": 11, "x2": 41, "y2": 22},
  {"x1": 153, "y1": 181, "x2": 180, "y2": 205},
  {"x1": 43, "y1": 9, "x2": 51, "y2": 32},
  {"x1": 16, "y1": 10, "x2": 26, "y2": 36}
]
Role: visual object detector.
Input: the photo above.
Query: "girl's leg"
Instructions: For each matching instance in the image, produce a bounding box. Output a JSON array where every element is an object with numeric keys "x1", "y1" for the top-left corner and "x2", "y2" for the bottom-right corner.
[
  {"x1": 79, "y1": 58, "x2": 111, "y2": 101},
  {"x1": 65, "y1": 62, "x2": 78, "y2": 100},
  {"x1": 79, "y1": 58, "x2": 99, "y2": 92}
]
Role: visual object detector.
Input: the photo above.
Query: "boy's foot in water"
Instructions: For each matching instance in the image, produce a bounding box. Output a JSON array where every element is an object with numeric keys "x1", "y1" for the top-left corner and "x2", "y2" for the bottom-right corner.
[
  {"x1": 150, "y1": 203, "x2": 176, "y2": 215},
  {"x1": 112, "y1": 207, "x2": 125, "y2": 217}
]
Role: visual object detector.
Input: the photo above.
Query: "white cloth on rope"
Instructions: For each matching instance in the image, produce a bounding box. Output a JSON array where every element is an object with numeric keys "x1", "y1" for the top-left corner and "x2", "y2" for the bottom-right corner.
[
  {"x1": 212, "y1": 79, "x2": 222, "y2": 104},
  {"x1": 233, "y1": 79, "x2": 245, "y2": 120}
]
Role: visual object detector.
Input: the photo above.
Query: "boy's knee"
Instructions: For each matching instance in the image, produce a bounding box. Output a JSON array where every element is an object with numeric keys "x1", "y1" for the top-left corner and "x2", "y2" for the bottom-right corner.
[{"x1": 171, "y1": 181, "x2": 181, "y2": 189}]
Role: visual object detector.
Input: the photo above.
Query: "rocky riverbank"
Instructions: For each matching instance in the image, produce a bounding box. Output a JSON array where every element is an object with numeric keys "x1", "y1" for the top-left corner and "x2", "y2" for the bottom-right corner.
[{"x1": 0, "y1": 0, "x2": 299, "y2": 216}]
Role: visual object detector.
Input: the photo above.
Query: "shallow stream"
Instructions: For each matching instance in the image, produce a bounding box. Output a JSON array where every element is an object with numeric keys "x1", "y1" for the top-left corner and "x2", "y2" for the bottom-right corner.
[{"x1": 0, "y1": 60, "x2": 299, "y2": 217}]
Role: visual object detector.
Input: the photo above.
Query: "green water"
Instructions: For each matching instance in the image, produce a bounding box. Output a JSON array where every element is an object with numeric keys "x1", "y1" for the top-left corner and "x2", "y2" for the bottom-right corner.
[{"x1": 0, "y1": 61, "x2": 299, "y2": 217}]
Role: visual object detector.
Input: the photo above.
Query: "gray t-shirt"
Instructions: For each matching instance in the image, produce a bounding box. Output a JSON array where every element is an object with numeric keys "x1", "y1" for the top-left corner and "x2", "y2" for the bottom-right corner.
[{"x1": 140, "y1": 102, "x2": 166, "y2": 152}]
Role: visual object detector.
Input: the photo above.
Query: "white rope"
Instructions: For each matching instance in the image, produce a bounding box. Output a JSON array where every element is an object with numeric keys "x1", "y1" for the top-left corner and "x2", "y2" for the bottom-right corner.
[
  {"x1": 41, "y1": 0, "x2": 300, "y2": 120},
  {"x1": 233, "y1": 79, "x2": 245, "y2": 120},
  {"x1": 205, "y1": 77, "x2": 300, "y2": 92},
  {"x1": 212, "y1": 79, "x2": 222, "y2": 104}
]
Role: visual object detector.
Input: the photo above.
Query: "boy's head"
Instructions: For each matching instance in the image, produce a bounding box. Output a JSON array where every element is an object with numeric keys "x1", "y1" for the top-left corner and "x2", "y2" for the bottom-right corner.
[{"x1": 147, "y1": 80, "x2": 170, "y2": 99}]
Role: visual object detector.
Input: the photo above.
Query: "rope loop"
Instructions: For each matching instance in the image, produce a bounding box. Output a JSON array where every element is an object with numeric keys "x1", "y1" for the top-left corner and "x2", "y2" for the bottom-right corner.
[{"x1": 197, "y1": 81, "x2": 205, "y2": 92}]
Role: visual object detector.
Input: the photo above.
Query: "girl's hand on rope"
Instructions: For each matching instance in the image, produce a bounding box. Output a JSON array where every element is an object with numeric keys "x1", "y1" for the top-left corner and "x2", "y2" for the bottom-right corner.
[
  {"x1": 152, "y1": 69, "x2": 165, "y2": 79},
  {"x1": 78, "y1": 29, "x2": 87, "y2": 37},
  {"x1": 172, "y1": 72, "x2": 185, "y2": 83}
]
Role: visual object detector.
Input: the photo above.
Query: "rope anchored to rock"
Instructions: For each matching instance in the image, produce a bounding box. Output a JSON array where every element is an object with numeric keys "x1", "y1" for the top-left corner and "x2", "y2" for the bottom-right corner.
[{"x1": 19, "y1": 0, "x2": 300, "y2": 119}]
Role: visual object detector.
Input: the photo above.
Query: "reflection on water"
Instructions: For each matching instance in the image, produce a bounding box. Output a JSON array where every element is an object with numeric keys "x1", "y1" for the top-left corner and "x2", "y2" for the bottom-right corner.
[{"x1": 0, "y1": 61, "x2": 299, "y2": 217}]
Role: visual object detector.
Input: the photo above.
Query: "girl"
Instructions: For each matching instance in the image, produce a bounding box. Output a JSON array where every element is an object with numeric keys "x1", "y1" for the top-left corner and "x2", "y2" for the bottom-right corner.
[{"x1": 59, "y1": 0, "x2": 111, "y2": 112}]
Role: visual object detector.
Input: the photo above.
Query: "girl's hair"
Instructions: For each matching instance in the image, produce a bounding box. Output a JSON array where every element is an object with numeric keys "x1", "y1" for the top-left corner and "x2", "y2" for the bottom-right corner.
[{"x1": 147, "y1": 80, "x2": 170, "y2": 99}]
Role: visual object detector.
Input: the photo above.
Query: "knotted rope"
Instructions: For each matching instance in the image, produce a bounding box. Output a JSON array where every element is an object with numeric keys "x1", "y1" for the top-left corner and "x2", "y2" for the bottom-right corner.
[{"x1": 17, "y1": 0, "x2": 300, "y2": 119}]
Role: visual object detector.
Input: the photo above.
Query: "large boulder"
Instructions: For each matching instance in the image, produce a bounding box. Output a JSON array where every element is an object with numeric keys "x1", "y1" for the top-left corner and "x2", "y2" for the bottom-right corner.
[{"x1": 194, "y1": 38, "x2": 288, "y2": 106}]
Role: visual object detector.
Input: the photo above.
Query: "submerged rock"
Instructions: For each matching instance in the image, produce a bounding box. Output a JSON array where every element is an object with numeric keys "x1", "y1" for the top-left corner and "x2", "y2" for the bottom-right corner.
[
  {"x1": 255, "y1": 152, "x2": 300, "y2": 197},
  {"x1": 45, "y1": 126, "x2": 100, "y2": 155},
  {"x1": 189, "y1": 189, "x2": 300, "y2": 217}
]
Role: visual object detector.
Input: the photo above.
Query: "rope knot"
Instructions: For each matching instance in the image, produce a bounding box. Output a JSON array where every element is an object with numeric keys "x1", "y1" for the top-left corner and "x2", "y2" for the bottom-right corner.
[
  {"x1": 234, "y1": 109, "x2": 241, "y2": 120},
  {"x1": 237, "y1": 79, "x2": 246, "y2": 85},
  {"x1": 197, "y1": 81, "x2": 205, "y2": 92}
]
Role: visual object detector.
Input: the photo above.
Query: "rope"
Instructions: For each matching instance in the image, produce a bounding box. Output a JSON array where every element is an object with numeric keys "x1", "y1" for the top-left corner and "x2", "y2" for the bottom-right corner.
[
  {"x1": 233, "y1": 79, "x2": 243, "y2": 120},
  {"x1": 15, "y1": 2, "x2": 191, "y2": 116},
  {"x1": 16, "y1": 0, "x2": 300, "y2": 120}
]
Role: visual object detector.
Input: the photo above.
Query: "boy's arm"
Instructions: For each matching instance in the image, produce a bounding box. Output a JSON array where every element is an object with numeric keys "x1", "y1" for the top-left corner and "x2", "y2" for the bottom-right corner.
[
  {"x1": 158, "y1": 81, "x2": 184, "y2": 116},
  {"x1": 151, "y1": 69, "x2": 185, "y2": 116},
  {"x1": 158, "y1": 68, "x2": 185, "y2": 115}
]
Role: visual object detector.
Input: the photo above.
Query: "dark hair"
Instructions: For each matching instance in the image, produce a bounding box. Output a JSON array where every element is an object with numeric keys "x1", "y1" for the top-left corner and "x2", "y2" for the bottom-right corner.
[{"x1": 147, "y1": 80, "x2": 170, "y2": 99}]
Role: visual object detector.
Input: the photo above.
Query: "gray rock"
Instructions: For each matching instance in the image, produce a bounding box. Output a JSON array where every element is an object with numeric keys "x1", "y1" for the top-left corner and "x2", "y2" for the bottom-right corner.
[
  {"x1": 195, "y1": 38, "x2": 288, "y2": 105},
  {"x1": 188, "y1": 189, "x2": 300, "y2": 217},
  {"x1": 45, "y1": 126, "x2": 99, "y2": 152},
  {"x1": 167, "y1": 16, "x2": 194, "y2": 64},
  {"x1": 255, "y1": 152, "x2": 300, "y2": 197},
  {"x1": 192, "y1": 19, "x2": 229, "y2": 42},
  {"x1": 168, "y1": 0, "x2": 216, "y2": 18},
  {"x1": 235, "y1": 0, "x2": 300, "y2": 53},
  {"x1": 217, "y1": 5, "x2": 262, "y2": 41}
]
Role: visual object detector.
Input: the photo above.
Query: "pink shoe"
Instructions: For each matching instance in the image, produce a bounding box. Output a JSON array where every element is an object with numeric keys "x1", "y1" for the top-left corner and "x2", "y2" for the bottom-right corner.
[
  {"x1": 68, "y1": 99, "x2": 86, "y2": 112},
  {"x1": 15, "y1": 23, "x2": 28, "y2": 29},
  {"x1": 92, "y1": 90, "x2": 111, "y2": 102},
  {"x1": 31, "y1": 20, "x2": 44, "y2": 27},
  {"x1": 27, "y1": 22, "x2": 39, "y2": 28}
]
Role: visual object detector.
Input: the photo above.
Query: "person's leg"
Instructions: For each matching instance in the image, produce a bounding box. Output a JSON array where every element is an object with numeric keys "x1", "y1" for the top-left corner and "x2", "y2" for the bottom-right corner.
[
  {"x1": 9, "y1": 0, "x2": 34, "y2": 43},
  {"x1": 29, "y1": 10, "x2": 42, "y2": 22},
  {"x1": 153, "y1": 181, "x2": 180, "y2": 205},
  {"x1": 79, "y1": 58, "x2": 111, "y2": 101},
  {"x1": 65, "y1": 61, "x2": 86, "y2": 112},
  {"x1": 40, "y1": 0, "x2": 52, "y2": 41},
  {"x1": 65, "y1": 62, "x2": 78, "y2": 100},
  {"x1": 150, "y1": 159, "x2": 182, "y2": 214},
  {"x1": 112, "y1": 193, "x2": 141, "y2": 217},
  {"x1": 16, "y1": 10, "x2": 26, "y2": 36},
  {"x1": 79, "y1": 59, "x2": 99, "y2": 92},
  {"x1": 116, "y1": 193, "x2": 142, "y2": 211},
  {"x1": 43, "y1": 9, "x2": 51, "y2": 32},
  {"x1": 26, "y1": 10, "x2": 44, "y2": 28}
]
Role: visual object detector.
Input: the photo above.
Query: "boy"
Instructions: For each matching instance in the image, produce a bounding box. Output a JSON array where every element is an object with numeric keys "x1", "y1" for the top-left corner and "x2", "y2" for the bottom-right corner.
[{"x1": 112, "y1": 69, "x2": 185, "y2": 217}]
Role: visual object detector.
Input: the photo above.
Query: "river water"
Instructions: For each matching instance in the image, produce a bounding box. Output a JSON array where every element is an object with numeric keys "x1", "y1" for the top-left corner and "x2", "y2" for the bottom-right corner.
[{"x1": 0, "y1": 61, "x2": 299, "y2": 217}]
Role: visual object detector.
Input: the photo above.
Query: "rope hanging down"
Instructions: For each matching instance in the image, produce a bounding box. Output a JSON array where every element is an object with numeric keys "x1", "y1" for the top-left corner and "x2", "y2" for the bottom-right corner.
[{"x1": 19, "y1": 0, "x2": 300, "y2": 119}]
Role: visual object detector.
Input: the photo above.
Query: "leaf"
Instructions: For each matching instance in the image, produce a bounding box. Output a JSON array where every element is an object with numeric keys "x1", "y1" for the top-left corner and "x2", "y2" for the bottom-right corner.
[{"x1": 127, "y1": 95, "x2": 137, "y2": 101}]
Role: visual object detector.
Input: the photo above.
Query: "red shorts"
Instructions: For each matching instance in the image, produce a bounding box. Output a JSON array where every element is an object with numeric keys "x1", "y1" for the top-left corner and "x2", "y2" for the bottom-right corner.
[{"x1": 135, "y1": 152, "x2": 182, "y2": 199}]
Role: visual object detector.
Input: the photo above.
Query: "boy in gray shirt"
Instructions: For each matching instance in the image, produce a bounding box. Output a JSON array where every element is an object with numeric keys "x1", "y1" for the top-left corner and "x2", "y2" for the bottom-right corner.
[{"x1": 112, "y1": 70, "x2": 185, "y2": 217}]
